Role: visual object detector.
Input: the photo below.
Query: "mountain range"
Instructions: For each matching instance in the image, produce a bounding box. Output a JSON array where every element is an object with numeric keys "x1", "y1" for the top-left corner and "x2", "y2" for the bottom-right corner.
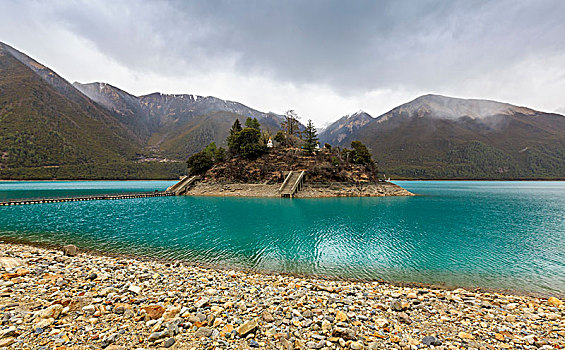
[
  {"x1": 72, "y1": 82, "x2": 283, "y2": 160},
  {"x1": 1, "y1": 41, "x2": 564, "y2": 179},
  {"x1": 320, "y1": 94, "x2": 565, "y2": 179},
  {"x1": 0, "y1": 42, "x2": 283, "y2": 179}
]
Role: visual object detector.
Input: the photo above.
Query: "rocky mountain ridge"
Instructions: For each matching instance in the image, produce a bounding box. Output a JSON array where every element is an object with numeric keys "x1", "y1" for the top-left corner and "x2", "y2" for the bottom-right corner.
[
  {"x1": 318, "y1": 110, "x2": 373, "y2": 146},
  {"x1": 72, "y1": 82, "x2": 285, "y2": 159},
  {"x1": 321, "y1": 95, "x2": 565, "y2": 179}
]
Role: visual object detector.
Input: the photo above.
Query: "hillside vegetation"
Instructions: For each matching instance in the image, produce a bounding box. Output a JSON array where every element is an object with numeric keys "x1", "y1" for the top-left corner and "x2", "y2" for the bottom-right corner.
[{"x1": 321, "y1": 95, "x2": 565, "y2": 179}]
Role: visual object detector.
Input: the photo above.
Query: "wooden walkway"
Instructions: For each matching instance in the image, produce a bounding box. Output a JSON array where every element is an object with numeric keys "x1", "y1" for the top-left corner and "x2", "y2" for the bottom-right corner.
[
  {"x1": 279, "y1": 171, "x2": 305, "y2": 198},
  {"x1": 0, "y1": 192, "x2": 175, "y2": 206}
]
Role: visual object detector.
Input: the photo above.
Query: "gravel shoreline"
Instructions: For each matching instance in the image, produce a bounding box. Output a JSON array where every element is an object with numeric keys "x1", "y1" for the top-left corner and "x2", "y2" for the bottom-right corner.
[{"x1": 0, "y1": 242, "x2": 563, "y2": 349}]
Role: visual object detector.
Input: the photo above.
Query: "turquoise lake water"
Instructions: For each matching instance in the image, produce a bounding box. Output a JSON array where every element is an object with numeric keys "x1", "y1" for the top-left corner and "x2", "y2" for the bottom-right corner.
[{"x1": 0, "y1": 180, "x2": 563, "y2": 295}]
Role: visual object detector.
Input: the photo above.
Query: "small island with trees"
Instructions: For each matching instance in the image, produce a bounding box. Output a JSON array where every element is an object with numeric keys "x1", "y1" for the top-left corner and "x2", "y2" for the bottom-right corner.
[{"x1": 168, "y1": 111, "x2": 413, "y2": 197}]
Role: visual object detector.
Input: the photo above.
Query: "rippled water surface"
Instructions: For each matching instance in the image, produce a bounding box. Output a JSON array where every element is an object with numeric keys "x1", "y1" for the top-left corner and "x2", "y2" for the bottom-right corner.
[{"x1": 0, "y1": 180, "x2": 563, "y2": 294}]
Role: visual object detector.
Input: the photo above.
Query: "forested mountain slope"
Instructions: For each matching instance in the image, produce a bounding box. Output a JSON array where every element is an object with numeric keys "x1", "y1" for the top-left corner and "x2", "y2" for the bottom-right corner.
[{"x1": 321, "y1": 95, "x2": 565, "y2": 179}]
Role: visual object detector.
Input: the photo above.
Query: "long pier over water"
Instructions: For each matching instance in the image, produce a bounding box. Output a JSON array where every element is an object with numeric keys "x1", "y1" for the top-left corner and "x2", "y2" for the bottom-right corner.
[{"x1": 0, "y1": 192, "x2": 175, "y2": 206}]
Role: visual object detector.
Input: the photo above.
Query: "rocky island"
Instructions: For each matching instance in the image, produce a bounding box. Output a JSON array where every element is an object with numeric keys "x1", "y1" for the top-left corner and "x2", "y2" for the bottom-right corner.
[{"x1": 167, "y1": 116, "x2": 413, "y2": 198}]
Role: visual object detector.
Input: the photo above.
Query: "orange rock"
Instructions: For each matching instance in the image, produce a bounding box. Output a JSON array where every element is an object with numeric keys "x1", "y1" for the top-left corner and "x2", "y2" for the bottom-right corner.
[
  {"x1": 458, "y1": 332, "x2": 475, "y2": 340},
  {"x1": 15, "y1": 268, "x2": 29, "y2": 276},
  {"x1": 220, "y1": 324, "x2": 234, "y2": 336},
  {"x1": 335, "y1": 310, "x2": 348, "y2": 322},
  {"x1": 548, "y1": 297, "x2": 563, "y2": 307},
  {"x1": 495, "y1": 333, "x2": 505, "y2": 341},
  {"x1": 2, "y1": 273, "x2": 19, "y2": 280},
  {"x1": 141, "y1": 305, "x2": 165, "y2": 320},
  {"x1": 162, "y1": 306, "x2": 181, "y2": 320},
  {"x1": 51, "y1": 299, "x2": 72, "y2": 307}
]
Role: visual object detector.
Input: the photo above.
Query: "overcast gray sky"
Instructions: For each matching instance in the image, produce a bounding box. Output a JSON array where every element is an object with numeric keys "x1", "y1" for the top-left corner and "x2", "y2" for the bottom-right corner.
[{"x1": 1, "y1": 0, "x2": 564, "y2": 125}]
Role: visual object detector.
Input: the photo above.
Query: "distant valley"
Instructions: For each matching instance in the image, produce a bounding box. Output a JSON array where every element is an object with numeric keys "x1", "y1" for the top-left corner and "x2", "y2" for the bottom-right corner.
[{"x1": 1, "y1": 41, "x2": 564, "y2": 180}]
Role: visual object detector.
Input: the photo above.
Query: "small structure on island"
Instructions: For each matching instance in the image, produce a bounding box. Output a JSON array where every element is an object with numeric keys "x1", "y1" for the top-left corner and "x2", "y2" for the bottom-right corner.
[
  {"x1": 267, "y1": 138, "x2": 273, "y2": 148},
  {"x1": 315, "y1": 143, "x2": 320, "y2": 151}
]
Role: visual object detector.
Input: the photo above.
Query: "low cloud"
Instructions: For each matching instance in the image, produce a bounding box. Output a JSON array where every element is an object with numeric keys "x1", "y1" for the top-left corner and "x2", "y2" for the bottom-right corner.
[{"x1": 1, "y1": 0, "x2": 564, "y2": 124}]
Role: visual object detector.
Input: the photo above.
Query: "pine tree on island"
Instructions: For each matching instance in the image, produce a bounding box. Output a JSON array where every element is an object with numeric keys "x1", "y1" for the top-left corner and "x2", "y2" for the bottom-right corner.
[
  {"x1": 302, "y1": 119, "x2": 319, "y2": 154},
  {"x1": 244, "y1": 117, "x2": 261, "y2": 130}
]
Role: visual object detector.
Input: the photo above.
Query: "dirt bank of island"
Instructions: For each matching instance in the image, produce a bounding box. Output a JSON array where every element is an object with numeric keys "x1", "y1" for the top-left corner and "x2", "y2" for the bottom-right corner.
[
  {"x1": 185, "y1": 181, "x2": 413, "y2": 198},
  {"x1": 0, "y1": 242, "x2": 563, "y2": 349}
]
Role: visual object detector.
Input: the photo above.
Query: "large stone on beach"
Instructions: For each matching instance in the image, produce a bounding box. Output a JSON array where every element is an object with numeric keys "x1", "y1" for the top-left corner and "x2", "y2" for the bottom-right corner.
[
  {"x1": 335, "y1": 310, "x2": 348, "y2": 322},
  {"x1": 62, "y1": 244, "x2": 79, "y2": 256},
  {"x1": 458, "y1": 332, "x2": 474, "y2": 340},
  {"x1": 375, "y1": 318, "x2": 389, "y2": 328},
  {"x1": 548, "y1": 297, "x2": 562, "y2": 307},
  {"x1": 261, "y1": 309, "x2": 275, "y2": 322},
  {"x1": 390, "y1": 299, "x2": 409, "y2": 311},
  {"x1": 142, "y1": 305, "x2": 165, "y2": 320},
  {"x1": 332, "y1": 327, "x2": 356, "y2": 340},
  {"x1": 237, "y1": 318, "x2": 259, "y2": 336},
  {"x1": 350, "y1": 342, "x2": 364, "y2": 350},
  {"x1": 39, "y1": 304, "x2": 63, "y2": 319},
  {"x1": 34, "y1": 318, "x2": 54, "y2": 329},
  {"x1": 422, "y1": 336, "x2": 442, "y2": 346},
  {"x1": 162, "y1": 306, "x2": 181, "y2": 321},
  {"x1": 113, "y1": 303, "x2": 132, "y2": 315},
  {"x1": 148, "y1": 330, "x2": 168, "y2": 342},
  {"x1": 397, "y1": 312, "x2": 412, "y2": 324},
  {"x1": 194, "y1": 327, "x2": 213, "y2": 338},
  {"x1": 194, "y1": 297, "x2": 210, "y2": 309},
  {"x1": 128, "y1": 285, "x2": 141, "y2": 295},
  {"x1": 0, "y1": 257, "x2": 26, "y2": 270},
  {"x1": 390, "y1": 300, "x2": 410, "y2": 311},
  {"x1": 163, "y1": 338, "x2": 175, "y2": 348}
]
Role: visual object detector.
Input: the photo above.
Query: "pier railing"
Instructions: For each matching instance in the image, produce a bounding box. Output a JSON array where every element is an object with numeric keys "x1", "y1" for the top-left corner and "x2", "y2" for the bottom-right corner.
[{"x1": 0, "y1": 191, "x2": 175, "y2": 206}]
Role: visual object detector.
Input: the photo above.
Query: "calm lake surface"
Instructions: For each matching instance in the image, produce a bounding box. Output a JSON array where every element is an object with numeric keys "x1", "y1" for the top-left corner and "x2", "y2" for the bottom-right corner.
[{"x1": 0, "y1": 180, "x2": 563, "y2": 294}]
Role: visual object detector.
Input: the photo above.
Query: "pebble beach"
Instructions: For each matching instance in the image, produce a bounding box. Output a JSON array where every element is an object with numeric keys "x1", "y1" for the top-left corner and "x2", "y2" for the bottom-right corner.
[{"x1": 0, "y1": 242, "x2": 563, "y2": 350}]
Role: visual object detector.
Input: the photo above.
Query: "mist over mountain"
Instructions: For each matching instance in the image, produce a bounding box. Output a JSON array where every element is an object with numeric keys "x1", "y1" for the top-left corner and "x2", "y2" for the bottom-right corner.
[{"x1": 322, "y1": 94, "x2": 565, "y2": 179}]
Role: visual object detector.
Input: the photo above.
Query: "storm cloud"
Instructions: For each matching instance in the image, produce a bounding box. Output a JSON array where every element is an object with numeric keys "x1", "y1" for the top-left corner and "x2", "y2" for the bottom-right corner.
[{"x1": 1, "y1": 0, "x2": 564, "y2": 124}]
